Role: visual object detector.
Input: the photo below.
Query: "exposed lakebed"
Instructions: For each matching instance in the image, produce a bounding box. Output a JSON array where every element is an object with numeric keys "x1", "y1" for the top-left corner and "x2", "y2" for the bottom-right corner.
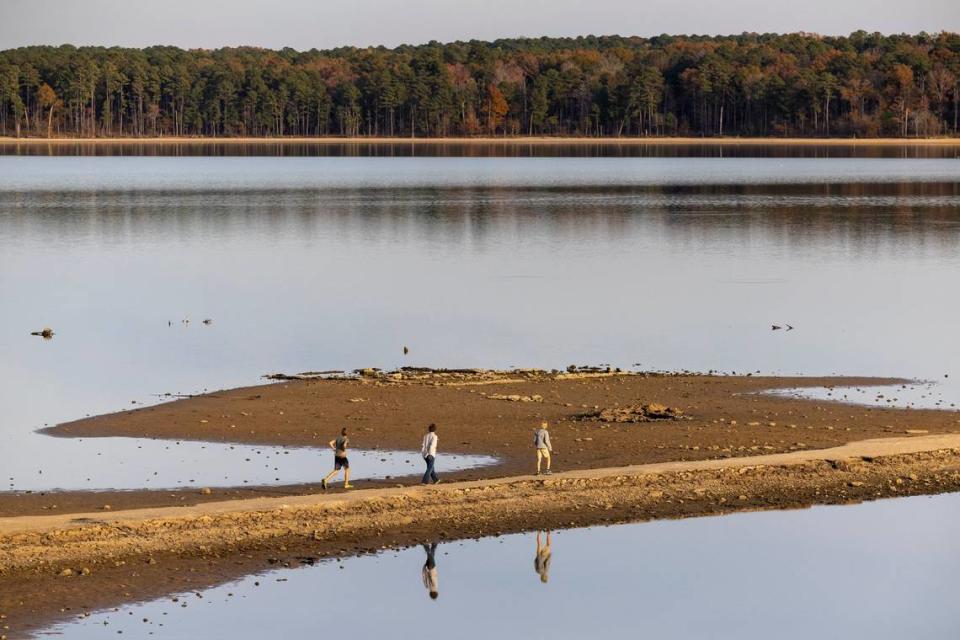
[{"x1": 38, "y1": 491, "x2": 960, "y2": 640}]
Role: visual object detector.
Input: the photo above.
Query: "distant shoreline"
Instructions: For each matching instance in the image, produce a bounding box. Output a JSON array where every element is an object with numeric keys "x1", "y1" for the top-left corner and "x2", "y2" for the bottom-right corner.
[{"x1": 2, "y1": 136, "x2": 960, "y2": 146}]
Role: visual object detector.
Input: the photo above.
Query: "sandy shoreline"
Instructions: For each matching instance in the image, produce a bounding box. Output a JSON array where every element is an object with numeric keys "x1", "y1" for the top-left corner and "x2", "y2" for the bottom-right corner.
[
  {"x1": 3, "y1": 369, "x2": 960, "y2": 636},
  {"x1": 3, "y1": 436, "x2": 960, "y2": 637},
  {"x1": 7, "y1": 370, "x2": 955, "y2": 519},
  {"x1": 4, "y1": 432, "x2": 958, "y2": 539},
  {"x1": 2, "y1": 135, "x2": 959, "y2": 146}
]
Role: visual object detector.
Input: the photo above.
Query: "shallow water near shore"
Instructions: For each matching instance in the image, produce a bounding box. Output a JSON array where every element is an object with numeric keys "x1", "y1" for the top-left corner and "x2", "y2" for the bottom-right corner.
[
  {"x1": 39, "y1": 491, "x2": 960, "y2": 639},
  {"x1": 2, "y1": 438, "x2": 495, "y2": 493},
  {"x1": 1, "y1": 147, "x2": 959, "y2": 492},
  {"x1": 769, "y1": 382, "x2": 958, "y2": 411}
]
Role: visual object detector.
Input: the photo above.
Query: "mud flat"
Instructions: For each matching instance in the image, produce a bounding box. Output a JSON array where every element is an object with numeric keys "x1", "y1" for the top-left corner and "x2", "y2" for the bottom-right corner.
[
  {"x1": 3, "y1": 369, "x2": 960, "y2": 637},
  {"x1": 16, "y1": 369, "x2": 959, "y2": 517},
  {"x1": 3, "y1": 435, "x2": 960, "y2": 637}
]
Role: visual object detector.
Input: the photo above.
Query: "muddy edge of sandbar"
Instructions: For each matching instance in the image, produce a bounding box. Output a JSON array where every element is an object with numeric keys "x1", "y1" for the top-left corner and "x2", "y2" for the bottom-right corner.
[
  {"x1": 10, "y1": 370, "x2": 957, "y2": 518},
  {"x1": 3, "y1": 370, "x2": 960, "y2": 637}
]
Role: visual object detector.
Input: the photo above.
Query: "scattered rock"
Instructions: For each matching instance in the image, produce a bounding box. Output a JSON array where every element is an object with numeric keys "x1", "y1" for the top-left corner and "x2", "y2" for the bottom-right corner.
[
  {"x1": 200, "y1": 487, "x2": 212, "y2": 495},
  {"x1": 579, "y1": 403, "x2": 684, "y2": 423},
  {"x1": 487, "y1": 394, "x2": 543, "y2": 403}
]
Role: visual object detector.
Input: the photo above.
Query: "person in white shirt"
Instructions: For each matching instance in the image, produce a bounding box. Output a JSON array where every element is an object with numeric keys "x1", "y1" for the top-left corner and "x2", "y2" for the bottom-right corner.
[
  {"x1": 422, "y1": 542, "x2": 439, "y2": 599},
  {"x1": 421, "y1": 423, "x2": 440, "y2": 484}
]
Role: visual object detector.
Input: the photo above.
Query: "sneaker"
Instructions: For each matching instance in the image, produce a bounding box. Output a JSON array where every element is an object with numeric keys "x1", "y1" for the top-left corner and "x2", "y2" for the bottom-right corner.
[
  {"x1": 535, "y1": 471, "x2": 541, "y2": 476},
  {"x1": 544, "y1": 470, "x2": 553, "y2": 475},
  {"x1": 433, "y1": 479, "x2": 441, "y2": 484},
  {"x1": 321, "y1": 479, "x2": 328, "y2": 490},
  {"x1": 343, "y1": 484, "x2": 354, "y2": 489}
]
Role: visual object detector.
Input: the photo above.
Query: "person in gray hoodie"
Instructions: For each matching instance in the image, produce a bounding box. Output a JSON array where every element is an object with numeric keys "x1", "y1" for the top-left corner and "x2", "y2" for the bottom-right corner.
[{"x1": 534, "y1": 420, "x2": 553, "y2": 475}]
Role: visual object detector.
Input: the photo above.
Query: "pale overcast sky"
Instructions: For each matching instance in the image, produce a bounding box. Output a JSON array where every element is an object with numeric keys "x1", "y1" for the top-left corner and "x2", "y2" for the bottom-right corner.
[{"x1": 1, "y1": 0, "x2": 958, "y2": 50}]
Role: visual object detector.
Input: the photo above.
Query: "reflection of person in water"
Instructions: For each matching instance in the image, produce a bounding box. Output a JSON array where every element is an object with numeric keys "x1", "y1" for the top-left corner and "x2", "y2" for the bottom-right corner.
[
  {"x1": 534, "y1": 531, "x2": 552, "y2": 583},
  {"x1": 422, "y1": 543, "x2": 439, "y2": 599}
]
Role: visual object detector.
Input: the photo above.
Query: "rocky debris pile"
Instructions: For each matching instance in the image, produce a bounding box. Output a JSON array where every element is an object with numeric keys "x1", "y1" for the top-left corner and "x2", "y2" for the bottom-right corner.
[
  {"x1": 264, "y1": 370, "x2": 346, "y2": 381},
  {"x1": 578, "y1": 403, "x2": 685, "y2": 423},
  {"x1": 485, "y1": 393, "x2": 543, "y2": 403},
  {"x1": 263, "y1": 365, "x2": 694, "y2": 386},
  {"x1": 381, "y1": 367, "x2": 553, "y2": 384},
  {"x1": 264, "y1": 367, "x2": 556, "y2": 384},
  {"x1": 566, "y1": 364, "x2": 618, "y2": 374}
]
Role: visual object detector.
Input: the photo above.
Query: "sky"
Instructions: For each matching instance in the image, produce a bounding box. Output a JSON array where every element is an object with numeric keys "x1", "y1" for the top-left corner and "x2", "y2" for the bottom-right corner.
[{"x1": 0, "y1": 0, "x2": 958, "y2": 50}]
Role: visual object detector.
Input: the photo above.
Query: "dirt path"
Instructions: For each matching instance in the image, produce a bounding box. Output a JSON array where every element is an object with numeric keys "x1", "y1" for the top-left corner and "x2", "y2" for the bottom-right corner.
[{"x1": 3, "y1": 433, "x2": 957, "y2": 540}]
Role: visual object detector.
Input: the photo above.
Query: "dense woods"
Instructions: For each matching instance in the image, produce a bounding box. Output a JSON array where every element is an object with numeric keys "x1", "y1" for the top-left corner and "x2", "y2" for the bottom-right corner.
[{"x1": 1, "y1": 32, "x2": 959, "y2": 139}]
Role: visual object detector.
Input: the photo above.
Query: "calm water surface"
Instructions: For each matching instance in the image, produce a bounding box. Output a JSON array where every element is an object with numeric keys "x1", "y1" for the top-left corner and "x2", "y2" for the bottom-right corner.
[
  {"x1": 1, "y1": 150, "x2": 959, "y2": 492},
  {"x1": 42, "y1": 492, "x2": 960, "y2": 639},
  {"x1": 3, "y1": 440, "x2": 494, "y2": 492}
]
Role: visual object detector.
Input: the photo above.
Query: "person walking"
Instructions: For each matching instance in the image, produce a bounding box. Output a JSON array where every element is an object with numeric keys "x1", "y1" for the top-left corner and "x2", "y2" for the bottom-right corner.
[
  {"x1": 422, "y1": 542, "x2": 439, "y2": 600},
  {"x1": 534, "y1": 420, "x2": 553, "y2": 475},
  {"x1": 321, "y1": 427, "x2": 353, "y2": 490},
  {"x1": 421, "y1": 423, "x2": 440, "y2": 484}
]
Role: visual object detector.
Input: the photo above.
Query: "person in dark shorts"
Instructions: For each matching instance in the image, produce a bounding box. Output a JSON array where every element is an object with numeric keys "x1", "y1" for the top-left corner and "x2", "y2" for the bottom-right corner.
[{"x1": 322, "y1": 427, "x2": 353, "y2": 489}]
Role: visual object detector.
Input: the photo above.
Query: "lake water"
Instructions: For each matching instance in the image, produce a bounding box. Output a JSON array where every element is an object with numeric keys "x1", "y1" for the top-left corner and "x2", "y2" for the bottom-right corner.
[
  {"x1": 3, "y1": 439, "x2": 495, "y2": 492},
  {"x1": 40, "y1": 492, "x2": 960, "y2": 639},
  {"x1": 1, "y1": 148, "x2": 959, "y2": 492}
]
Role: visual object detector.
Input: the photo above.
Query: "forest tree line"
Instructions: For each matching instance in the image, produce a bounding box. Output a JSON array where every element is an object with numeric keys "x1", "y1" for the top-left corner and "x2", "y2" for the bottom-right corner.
[{"x1": 1, "y1": 32, "x2": 959, "y2": 139}]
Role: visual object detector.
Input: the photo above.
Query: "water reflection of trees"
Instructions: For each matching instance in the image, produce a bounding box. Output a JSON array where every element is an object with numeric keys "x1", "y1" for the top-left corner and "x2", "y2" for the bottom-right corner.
[
  {"x1": 2, "y1": 141, "x2": 959, "y2": 159},
  {"x1": 2, "y1": 183, "x2": 958, "y2": 257}
]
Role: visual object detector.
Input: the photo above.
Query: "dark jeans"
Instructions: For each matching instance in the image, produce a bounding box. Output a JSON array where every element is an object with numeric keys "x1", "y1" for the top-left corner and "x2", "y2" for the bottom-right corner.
[{"x1": 422, "y1": 455, "x2": 438, "y2": 484}]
